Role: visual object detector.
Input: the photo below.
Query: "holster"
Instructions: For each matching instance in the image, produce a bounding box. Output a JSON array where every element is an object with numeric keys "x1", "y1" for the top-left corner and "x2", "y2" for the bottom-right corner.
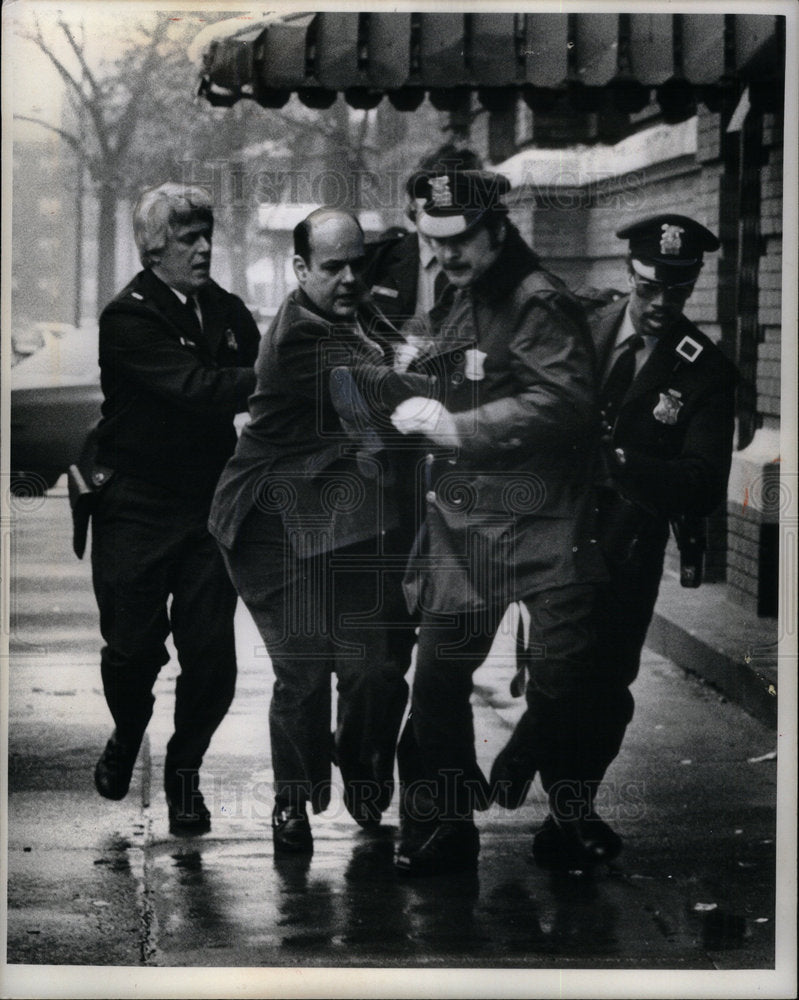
[{"x1": 67, "y1": 428, "x2": 114, "y2": 559}]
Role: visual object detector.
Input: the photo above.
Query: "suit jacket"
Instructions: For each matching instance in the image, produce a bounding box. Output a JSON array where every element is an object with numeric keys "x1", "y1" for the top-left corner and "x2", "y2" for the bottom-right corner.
[
  {"x1": 400, "y1": 228, "x2": 607, "y2": 614},
  {"x1": 209, "y1": 288, "x2": 400, "y2": 554},
  {"x1": 95, "y1": 269, "x2": 260, "y2": 500},
  {"x1": 591, "y1": 296, "x2": 738, "y2": 521}
]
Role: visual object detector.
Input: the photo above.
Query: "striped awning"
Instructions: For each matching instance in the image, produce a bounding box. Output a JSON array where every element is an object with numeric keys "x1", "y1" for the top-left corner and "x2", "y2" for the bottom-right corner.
[{"x1": 195, "y1": 11, "x2": 783, "y2": 116}]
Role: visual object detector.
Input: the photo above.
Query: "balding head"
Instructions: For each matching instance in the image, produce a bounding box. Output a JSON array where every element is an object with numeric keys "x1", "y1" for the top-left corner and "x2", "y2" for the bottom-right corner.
[{"x1": 292, "y1": 209, "x2": 366, "y2": 318}]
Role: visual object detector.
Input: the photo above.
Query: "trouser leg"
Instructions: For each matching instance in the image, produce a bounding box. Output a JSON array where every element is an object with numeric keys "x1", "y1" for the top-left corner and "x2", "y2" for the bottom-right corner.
[
  {"x1": 165, "y1": 526, "x2": 239, "y2": 785},
  {"x1": 408, "y1": 607, "x2": 499, "y2": 820},
  {"x1": 330, "y1": 548, "x2": 410, "y2": 819},
  {"x1": 514, "y1": 584, "x2": 603, "y2": 809},
  {"x1": 90, "y1": 477, "x2": 174, "y2": 748}
]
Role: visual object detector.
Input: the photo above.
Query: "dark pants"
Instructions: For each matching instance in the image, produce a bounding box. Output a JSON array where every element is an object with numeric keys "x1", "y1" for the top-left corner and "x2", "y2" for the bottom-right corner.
[
  {"x1": 588, "y1": 528, "x2": 668, "y2": 787},
  {"x1": 91, "y1": 474, "x2": 238, "y2": 783},
  {"x1": 400, "y1": 583, "x2": 602, "y2": 820},
  {"x1": 220, "y1": 508, "x2": 413, "y2": 815}
]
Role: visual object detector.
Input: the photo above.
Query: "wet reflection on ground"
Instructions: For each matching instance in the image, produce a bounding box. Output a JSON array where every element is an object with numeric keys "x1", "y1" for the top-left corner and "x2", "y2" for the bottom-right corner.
[{"x1": 144, "y1": 815, "x2": 767, "y2": 968}]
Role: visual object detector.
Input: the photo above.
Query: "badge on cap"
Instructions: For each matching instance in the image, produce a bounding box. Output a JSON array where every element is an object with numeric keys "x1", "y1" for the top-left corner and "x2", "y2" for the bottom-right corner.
[
  {"x1": 675, "y1": 335, "x2": 703, "y2": 363},
  {"x1": 660, "y1": 224, "x2": 685, "y2": 256},
  {"x1": 653, "y1": 389, "x2": 683, "y2": 425},
  {"x1": 429, "y1": 175, "x2": 453, "y2": 208}
]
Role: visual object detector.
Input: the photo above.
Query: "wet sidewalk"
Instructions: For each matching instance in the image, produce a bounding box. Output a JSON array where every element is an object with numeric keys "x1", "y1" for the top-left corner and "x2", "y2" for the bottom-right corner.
[{"x1": 3, "y1": 491, "x2": 793, "y2": 998}]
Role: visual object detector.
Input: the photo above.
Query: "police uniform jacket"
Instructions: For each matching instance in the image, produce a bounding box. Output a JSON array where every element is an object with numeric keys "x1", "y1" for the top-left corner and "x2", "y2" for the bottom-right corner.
[
  {"x1": 591, "y1": 296, "x2": 737, "y2": 534},
  {"x1": 95, "y1": 268, "x2": 260, "y2": 501},
  {"x1": 208, "y1": 287, "x2": 399, "y2": 555},
  {"x1": 362, "y1": 231, "x2": 421, "y2": 326},
  {"x1": 404, "y1": 228, "x2": 607, "y2": 614}
]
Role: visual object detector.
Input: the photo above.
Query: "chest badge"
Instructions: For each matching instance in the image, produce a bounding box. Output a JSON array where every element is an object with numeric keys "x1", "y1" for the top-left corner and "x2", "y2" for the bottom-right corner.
[
  {"x1": 463, "y1": 348, "x2": 487, "y2": 381},
  {"x1": 225, "y1": 328, "x2": 238, "y2": 350},
  {"x1": 653, "y1": 389, "x2": 683, "y2": 425}
]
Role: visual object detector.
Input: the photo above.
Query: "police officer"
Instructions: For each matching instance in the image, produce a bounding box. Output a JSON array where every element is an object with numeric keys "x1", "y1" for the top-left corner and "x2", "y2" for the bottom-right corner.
[
  {"x1": 362, "y1": 145, "x2": 483, "y2": 327},
  {"x1": 381, "y1": 169, "x2": 607, "y2": 876},
  {"x1": 492, "y1": 213, "x2": 738, "y2": 870},
  {"x1": 90, "y1": 183, "x2": 260, "y2": 835}
]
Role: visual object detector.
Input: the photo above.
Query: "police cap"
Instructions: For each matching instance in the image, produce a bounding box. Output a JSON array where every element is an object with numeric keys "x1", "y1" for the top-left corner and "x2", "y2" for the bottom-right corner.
[
  {"x1": 616, "y1": 213, "x2": 720, "y2": 284},
  {"x1": 413, "y1": 169, "x2": 511, "y2": 239}
]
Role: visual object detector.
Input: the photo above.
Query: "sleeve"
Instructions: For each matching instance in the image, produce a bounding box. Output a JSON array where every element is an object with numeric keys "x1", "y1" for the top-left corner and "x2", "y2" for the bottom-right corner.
[
  {"x1": 615, "y1": 379, "x2": 736, "y2": 517},
  {"x1": 228, "y1": 295, "x2": 262, "y2": 367},
  {"x1": 100, "y1": 303, "x2": 256, "y2": 415},
  {"x1": 451, "y1": 291, "x2": 597, "y2": 458}
]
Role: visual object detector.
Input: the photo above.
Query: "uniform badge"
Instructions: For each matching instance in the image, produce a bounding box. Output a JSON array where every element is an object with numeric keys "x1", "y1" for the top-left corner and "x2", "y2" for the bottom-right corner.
[
  {"x1": 653, "y1": 389, "x2": 683, "y2": 425},
  {"x1": 225, "y1": 328, "x2": 238, "y2": 350},
  {"x1": 660, "y1": 224, "x2": 685, "y2": 256},
  {"x1": 463, "y1": 348, "x2": 487, "y2": 381}
]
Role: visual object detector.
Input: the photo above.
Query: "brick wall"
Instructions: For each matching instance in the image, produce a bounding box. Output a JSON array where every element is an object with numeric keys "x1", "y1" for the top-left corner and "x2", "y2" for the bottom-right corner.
[{"x1": 725, "y1": 110, "x2": 783, "y2": 616}]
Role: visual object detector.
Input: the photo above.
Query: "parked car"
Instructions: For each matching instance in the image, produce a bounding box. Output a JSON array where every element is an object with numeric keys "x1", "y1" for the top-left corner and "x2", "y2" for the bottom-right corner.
[{"x1": 9, "y1": 321, "x2": 102, "y2": 495}]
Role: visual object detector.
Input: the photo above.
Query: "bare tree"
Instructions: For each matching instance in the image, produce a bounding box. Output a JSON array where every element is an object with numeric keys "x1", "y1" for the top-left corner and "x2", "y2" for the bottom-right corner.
[{"x1": 16, "y1": 15, "x2": 173, "y2": 307}]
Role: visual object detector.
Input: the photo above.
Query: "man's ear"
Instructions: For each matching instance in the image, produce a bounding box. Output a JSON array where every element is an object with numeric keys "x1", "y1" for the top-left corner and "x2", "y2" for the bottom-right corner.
[
  {"x1": 626, "y1": 269, "x2": 636, "y2": 292},
  {"x1": 292, "y1": 255, "x2": 308, "y2": 285}
]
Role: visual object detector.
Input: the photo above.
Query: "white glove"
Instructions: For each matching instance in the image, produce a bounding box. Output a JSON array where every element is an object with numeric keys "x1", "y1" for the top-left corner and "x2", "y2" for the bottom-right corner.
[{"x1": 390, "y1": 397, "x2": 460, "y2": 445}]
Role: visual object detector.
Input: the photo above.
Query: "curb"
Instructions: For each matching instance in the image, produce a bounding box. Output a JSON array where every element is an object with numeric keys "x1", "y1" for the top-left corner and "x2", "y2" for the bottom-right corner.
[{"x1": 646, "y1": 574, "x2": 778, "y2": 728}]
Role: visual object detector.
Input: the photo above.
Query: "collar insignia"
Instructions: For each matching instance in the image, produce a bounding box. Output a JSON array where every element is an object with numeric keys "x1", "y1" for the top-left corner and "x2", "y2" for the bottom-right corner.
[{"x1": 660, "y1": 224, "x2": 685, "y2": 256}]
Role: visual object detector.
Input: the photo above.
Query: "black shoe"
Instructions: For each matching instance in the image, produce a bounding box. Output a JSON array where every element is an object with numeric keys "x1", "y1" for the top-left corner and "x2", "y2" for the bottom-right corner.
[
  {"x1": 530, "y1": 813, "x2": 622, "y2": 871},
  {"x1": 395, "y1": 821, "x2": 480, "y2": 877},
  {"x1": 165, "y1": 768, "x2": 211, "y2": 836},
  {"x1": 396, "y1": 781, "x2": 438, "y2": 854},
  {"x1": 167, "y1": 791, "x2": 212, "y2": 836},
  {"x1": 272, "y1": 803, "x2": 313, "y2": 855},
  {"x1": 94, "y1": 729, "x2": 141, "y2": 800},
  {"x1": 489, "y1": 741, "x2": 537, "y2": 810}
]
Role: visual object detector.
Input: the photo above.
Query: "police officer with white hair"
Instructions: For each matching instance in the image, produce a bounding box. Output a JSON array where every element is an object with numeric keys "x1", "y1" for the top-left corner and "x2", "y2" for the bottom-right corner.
[{"x1": 88, "y1": 182, "x2": 260, "y2": 835}]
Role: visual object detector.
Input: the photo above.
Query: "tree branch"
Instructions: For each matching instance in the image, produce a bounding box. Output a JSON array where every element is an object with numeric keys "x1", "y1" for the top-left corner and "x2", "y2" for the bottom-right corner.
[
  {"x1": 21, "y1": 21, "x2": 111, "y2": 158},
  {"x1": 58, "y1": 19, "x2": 102, "y2": 101},
  {"x1": 14, "y1": 115, "x2": 88, "y2": 159}
]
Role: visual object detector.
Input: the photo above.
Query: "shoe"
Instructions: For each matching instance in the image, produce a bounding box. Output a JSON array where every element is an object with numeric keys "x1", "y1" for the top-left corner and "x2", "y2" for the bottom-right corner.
[
  {"x1": 272, "y1": 803, "x2": 313, "y2": 855},
  {"x1": 396, "y1": 779, "x2": 438, "y2": 853},
  {"x1": 165, "y1": 768, "x2": 211, "y2": 836},
  {"x1": 167, "y1": 791, "x2": 212, "y2": 836},
  {"x1": 395, "y1": 821, "x2": 479, "y2": 877},
  {"x1": 530, "y1": 813, "x2": 622, "y2": 871},
  {"x1": 94, "y1": 729, "x2": 141, "y2": 800},
  {"x1": 489, "y1": 741, "x2": 537, "y2": 810}
]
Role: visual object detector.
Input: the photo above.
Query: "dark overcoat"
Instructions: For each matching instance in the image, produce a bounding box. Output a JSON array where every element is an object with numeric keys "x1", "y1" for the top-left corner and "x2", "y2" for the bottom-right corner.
[{"x1": 403, "y1": 232, "x2": 607, "y2": 614}]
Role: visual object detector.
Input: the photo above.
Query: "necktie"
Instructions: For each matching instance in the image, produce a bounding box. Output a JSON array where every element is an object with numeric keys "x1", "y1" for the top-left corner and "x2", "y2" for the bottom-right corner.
[
  {"x1": 601, "y1": 334, "x2": 644, "y2": 420},
  {"x1": 181, "y1": 295, "x2": 203, "y2": 342}
]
